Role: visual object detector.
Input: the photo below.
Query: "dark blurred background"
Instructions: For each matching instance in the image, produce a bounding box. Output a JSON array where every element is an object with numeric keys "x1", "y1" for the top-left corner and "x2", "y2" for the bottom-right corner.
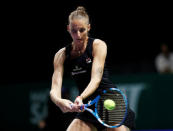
[
  {"x1": 1, "y1": 1, "x2": 173, "y2": 84},
  {"x1": 1, "y1": 1, "x2": 173, "y2": 131}
]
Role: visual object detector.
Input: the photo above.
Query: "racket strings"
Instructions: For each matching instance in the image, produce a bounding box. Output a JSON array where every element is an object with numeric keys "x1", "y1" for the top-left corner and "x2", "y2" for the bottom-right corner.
[{"x1": 97, "y1": 91, "x2": 126, "y2": 125}]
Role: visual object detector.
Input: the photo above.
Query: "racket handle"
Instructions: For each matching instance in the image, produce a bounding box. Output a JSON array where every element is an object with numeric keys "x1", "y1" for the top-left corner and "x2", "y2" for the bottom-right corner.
[
  {"x1": 80, "y1": 105, "x2": 85, "y2": 110},
  {"x1": 70, "y1": 104, "x2": 85, "y2": 110}
]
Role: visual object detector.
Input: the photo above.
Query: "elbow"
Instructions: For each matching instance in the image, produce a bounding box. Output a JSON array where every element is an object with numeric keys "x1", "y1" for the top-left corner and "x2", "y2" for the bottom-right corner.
[
  {"x1": 49, "y1": 87, "x2": 56, "y2": 102},
  {"x1": 49, "y1": 90, "x2": 54, "y2": 101}
]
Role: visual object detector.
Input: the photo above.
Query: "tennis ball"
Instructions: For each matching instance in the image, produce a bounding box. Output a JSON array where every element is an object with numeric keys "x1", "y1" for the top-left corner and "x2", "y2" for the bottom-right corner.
[{"x1": 104, "y1": 99, "x2": 116, "y2": 110}]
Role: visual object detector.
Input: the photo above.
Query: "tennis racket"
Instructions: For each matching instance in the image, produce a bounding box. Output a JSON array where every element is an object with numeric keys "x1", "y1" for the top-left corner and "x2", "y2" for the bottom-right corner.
[{"x1": 72, "y1": 88, "x2": 128, "y2": 128}]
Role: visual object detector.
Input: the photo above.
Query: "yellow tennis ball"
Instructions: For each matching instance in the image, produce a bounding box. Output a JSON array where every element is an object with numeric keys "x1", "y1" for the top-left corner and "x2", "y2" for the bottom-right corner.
[{"x1": 104, "y1": 99, "x2": 116, "y2": 110}]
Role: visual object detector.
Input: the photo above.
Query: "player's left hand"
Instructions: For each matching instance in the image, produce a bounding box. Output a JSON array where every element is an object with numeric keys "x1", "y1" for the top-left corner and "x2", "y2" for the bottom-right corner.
[{"x1": 73, "y1": 96, "x2": 83, "y2": 112}]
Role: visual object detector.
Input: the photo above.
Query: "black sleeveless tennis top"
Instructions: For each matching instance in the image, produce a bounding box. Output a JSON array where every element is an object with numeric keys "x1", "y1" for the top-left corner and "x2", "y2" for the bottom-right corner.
[{"x1": 64, "y1": 38, "x2": 115, "y2": 94}]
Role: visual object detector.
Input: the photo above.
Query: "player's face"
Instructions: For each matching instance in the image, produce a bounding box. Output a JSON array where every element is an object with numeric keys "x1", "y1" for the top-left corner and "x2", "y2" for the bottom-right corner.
[{"x1": 68, "y1": 18, "x2": 90, "y2": 44}]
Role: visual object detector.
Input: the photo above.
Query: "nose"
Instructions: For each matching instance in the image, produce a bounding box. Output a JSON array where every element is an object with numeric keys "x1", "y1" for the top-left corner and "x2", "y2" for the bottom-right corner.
[{"x1": 77, "y1": 30, "x2": 81, "y2": 38}]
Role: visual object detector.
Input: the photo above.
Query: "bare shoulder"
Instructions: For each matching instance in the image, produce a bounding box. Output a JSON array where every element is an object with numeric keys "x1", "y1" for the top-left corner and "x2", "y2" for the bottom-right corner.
[
  {"x1": 92, "y1": 39, "x2": 107, "y2": 56},
  {"x1": 93, "y1": 39, "x2": 107, "y2": 49},
  {"x1": 93, "y1": 39, "x2": 107, "y2": 51},
  {"x1": 54, "y1": 47, "x2": 66, "y2": 65}
]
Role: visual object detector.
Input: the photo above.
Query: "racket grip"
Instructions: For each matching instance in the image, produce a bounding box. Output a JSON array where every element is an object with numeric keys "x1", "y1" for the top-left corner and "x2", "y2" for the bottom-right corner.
[
  {"x1": 80, "y1": 105, "x2": 85, "y2": 110},
  {"x1": 70, "y1": 104, "x2": 85, "y2": 110}
]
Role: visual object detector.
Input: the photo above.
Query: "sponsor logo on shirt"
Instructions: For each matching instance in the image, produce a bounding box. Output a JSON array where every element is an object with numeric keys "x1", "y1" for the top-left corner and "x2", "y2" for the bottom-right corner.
[
  {"x1": 71, "y1": 66, "x2": 87, "y2": 76},
  {"x1": 86, "y1": 57, "x2": 92, "y2": 64}
]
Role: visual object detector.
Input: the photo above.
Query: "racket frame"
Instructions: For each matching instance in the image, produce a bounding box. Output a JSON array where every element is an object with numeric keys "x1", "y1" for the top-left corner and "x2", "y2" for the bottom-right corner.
[{"x1": 83, "y1": 88, "x2": 128, "y2": 128}]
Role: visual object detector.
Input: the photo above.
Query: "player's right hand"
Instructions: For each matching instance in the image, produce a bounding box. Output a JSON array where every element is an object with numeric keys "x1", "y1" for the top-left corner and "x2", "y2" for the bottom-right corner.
[{"x1": 57, "y1": 99, "x2": 74, "y2": 113}]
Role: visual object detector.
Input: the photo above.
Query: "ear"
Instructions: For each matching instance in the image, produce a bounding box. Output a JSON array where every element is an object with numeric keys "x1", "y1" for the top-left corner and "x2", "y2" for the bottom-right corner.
[
  {"x1": 87, "y1": 24, "x2": 91, "y2": 31},
  {"x1": 67, "y1": 25, "x2": 70, "y2": 32}
]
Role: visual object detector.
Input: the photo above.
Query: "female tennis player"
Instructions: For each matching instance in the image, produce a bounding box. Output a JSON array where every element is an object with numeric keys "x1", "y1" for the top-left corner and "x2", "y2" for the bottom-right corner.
[{"x1": 50, "y1": 6, "x2": 135, "y2": 131}]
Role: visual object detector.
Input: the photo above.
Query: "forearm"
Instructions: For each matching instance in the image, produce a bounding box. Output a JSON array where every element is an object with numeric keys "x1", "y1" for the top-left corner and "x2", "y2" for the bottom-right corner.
[
  {"x1": 50, "y1": 86, "x2": 62, "y2": 105},
  {"x1": 80, "y1": 65, "x2": 104, "y2": 100},
  {"x1": 50, "y1": 83, "x2": 74, "y2": 113},
  {"x1": 80, "y1": 78, "x2": 101, "y2": 100},
  {"x1": 50, "y1": 78, "x2": 63, "y2": 106}
]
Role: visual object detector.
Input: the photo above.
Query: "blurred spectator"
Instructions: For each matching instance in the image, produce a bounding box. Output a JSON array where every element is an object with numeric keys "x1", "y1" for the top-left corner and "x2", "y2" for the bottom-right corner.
[{"x1": 155, "y1": 43, "x2": 173, "y2": 73}]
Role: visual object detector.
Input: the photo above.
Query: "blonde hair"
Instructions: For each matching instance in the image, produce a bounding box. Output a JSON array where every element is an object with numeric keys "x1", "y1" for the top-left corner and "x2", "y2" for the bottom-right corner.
[{"x1": 68, "y1": 6, "x2": 89, "y2": 24}]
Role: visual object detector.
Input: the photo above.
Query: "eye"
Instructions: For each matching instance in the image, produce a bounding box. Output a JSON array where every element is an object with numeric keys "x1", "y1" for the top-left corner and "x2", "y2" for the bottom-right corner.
[
  {"x1": 71, "y1": 29, "x2": 77, "y2": 34},
  {"x1": 79, "y1": 28, "x2": 86, "y2": 33},
  {"x1": 71, "y1": 28, "x2": 86, "y2": 34}
]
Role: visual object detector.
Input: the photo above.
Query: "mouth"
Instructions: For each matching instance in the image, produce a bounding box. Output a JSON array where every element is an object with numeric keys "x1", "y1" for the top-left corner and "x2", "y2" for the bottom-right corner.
[{"x1": 77, "y1": 39, "x2": 82, "y2": 42}]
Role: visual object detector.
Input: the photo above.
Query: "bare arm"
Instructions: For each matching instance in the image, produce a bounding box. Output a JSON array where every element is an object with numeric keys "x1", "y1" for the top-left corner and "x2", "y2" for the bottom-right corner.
[
  {"x1": 80, "y1": 39, "x2": 107, "y2": 100},
  {"x1": 49, "y1": 48, "x2": 74, "y2": 113},
  {"x1": 50, "y1": 48, "x2": 65, "y2": 105}
]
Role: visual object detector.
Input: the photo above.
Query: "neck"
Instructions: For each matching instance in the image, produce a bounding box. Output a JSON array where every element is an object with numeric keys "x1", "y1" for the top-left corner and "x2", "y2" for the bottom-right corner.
[{"x1": 72, "y1": 37, "x2": 88, "y2": 52}]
